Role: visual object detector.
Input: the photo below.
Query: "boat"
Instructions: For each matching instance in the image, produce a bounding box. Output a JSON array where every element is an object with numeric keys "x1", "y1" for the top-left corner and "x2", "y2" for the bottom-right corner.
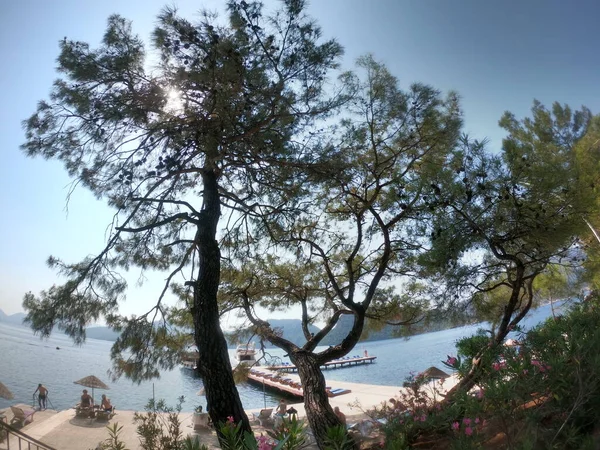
[
  {"x1": 181, "y1": 349, "x2": 199, "y2": 371},
  {"x1": 235, "y1": 342, "x2": 257, "y2": 365}
]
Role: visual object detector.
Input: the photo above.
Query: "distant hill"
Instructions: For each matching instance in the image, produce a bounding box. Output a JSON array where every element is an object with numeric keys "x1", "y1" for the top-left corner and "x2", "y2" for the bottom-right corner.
[
  {"x1": 0, "y1": 309, "x2": 26, "y2": 326},
  {"x1": 318, "y1": 313, "x2": 471, "y2": 345},
  {"x1": 85, "y1": 326, "x2": 121, "y2": 341},
  {"x1": 227, "y1": 319, "x2": 321, "y2": 348},
  {"x1": 0, "y1": 309, "x2": 121, "y2": 342},
  {"x1": 267, "y1": 319, "x2": 320, "y2": 347}
]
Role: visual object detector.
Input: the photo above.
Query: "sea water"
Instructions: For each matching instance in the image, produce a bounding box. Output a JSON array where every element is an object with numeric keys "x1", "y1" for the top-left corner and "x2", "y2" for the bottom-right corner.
[{"x1": 0, "y1": 302, "x2": 563, "y2": 412}]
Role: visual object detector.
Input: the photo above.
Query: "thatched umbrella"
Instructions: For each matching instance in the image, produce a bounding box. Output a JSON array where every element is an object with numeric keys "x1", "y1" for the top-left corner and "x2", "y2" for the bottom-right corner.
[
  {"x1": 421, "y1": 366, "x2": 450, "y2": 381},
  {"x1": 73, "y1": 375, "x2": 109, "y2": 403},
  {"x1": 0, "y1": 381, "x2": 14, "y2": 400}
]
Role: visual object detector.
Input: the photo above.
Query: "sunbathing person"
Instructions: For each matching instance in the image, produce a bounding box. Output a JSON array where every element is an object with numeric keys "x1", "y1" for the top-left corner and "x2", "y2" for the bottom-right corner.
[
  {"x1": 100, "y1": 394, "x2": 113, "y2": 412},
  {"x1": 80, "y1": 389, "x2": 93, "y2": 409}
]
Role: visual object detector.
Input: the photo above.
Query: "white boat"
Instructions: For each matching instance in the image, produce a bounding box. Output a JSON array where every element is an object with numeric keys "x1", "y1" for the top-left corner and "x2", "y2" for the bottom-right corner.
[
  {"x1": 181, "y1": 349, "x2": 199, "y2": 371},
  {"x1": 235, "y1": 342, "x2": 257, "y2": 365}
]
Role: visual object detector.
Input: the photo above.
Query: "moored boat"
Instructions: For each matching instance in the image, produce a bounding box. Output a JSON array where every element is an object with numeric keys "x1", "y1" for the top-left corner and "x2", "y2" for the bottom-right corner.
[{"x1": 235, "y1": 342, "x2": 257, "y2": 365}]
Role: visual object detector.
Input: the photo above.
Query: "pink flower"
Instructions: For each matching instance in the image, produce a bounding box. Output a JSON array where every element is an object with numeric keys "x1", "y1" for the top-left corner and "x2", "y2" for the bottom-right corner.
[
  {"x1": 257, "y1": 435, "x2": 274, "y2": 450},
  {"x1": 435, "y1": 404, "x2": 442, "y2": 411},
  {"x1": 474, "y1": 417, "x2": 480, "y2": 424},
  {"x1": 462, "y1": 418, "x2": 471, "y2": 426},
  {"x1": 465, "y1": 426, "x2": 473, "y2": 436},
  {"x1": 523, "y1": 369, "x2": 529, "y2": 375},
  {"x1": 419, "y1": 414, "x2": 427, "y2": 422},
  {"x1": 532, "y1": 360, "x2": 550, "y2": 372},
  {"x1": 446, "y1": 356, "x2": 458, "y2": 366},
  {"x1": 451, "y1": 421, "x2": 460, "y2": 431},
  {"x1": 227, "y1": 416, "x2": 235, "y2": 424},
  {"x1": 492, "y1": 361, "x2": 505, "y2": 371},
  {"x1": 476, "y1": 389, "x2": 484, "y2": 399}
]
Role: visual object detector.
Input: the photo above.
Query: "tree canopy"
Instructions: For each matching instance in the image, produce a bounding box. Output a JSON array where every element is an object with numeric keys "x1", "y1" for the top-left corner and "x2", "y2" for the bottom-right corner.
[
  {"x1": 21, "y1": 0, "x2": 346, "y2": 437},
  {"x1": 418, "y1": 101, "x2": 596, "y2": 397}
]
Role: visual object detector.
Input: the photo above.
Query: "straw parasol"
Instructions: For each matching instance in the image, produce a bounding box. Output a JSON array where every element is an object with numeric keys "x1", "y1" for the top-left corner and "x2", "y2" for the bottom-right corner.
[
  {"x1": 421, "y1": 366, "x2": 450, "y2": 381},
  {"x1": 0, "y1": 381, "x2": 14, "y2": 400},
  {"x1": 74, "y1": 375, "x2": 109, "y2": 402}
]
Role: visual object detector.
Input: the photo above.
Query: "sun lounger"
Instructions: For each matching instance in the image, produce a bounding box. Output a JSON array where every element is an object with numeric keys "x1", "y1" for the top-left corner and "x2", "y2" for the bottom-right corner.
[
  {"x1": 327, "y1": 388, "x2": 352, "y2": 397},
  {"x1": 252, "y1": 408, "x2": 273, "y2": 427},
  {"x1": 10, "y1": 406, "x2": 36, "y2": 427}
]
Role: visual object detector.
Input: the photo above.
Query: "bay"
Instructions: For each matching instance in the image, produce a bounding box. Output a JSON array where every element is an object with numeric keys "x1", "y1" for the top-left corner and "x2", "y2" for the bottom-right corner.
[{"x1": 0, "y1": 302, "x2": 562, "y2": 413}]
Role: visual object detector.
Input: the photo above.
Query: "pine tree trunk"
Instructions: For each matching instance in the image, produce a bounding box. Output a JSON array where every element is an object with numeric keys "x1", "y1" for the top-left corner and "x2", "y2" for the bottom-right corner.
[
  {"x1": 294, "y1": 353, "x2": 354, "y2": 450},
  {"x1": 193, "y1": 168, "x2": 251, "y2": 437}
]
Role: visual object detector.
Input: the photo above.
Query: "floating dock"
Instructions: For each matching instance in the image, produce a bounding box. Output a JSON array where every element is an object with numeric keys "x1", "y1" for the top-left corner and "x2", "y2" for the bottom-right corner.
[
  {"x1": 268, "y1": 355, "x2": 377, "y2": 373},
  {"x1": 247, "y1": 369, "x2": 352, "y2": 399}
]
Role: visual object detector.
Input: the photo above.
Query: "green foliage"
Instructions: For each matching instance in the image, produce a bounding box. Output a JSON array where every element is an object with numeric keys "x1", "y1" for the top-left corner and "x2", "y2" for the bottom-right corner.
[
  {"x1": 378, "y1": 294, "x2": 600, "y2": 449},
  {"x1": 322, "y1": 425, "x2": 354, "y2": 450},
  {"x1": 180, "y1": 436, "x2": 209, "y2": 450},
  {"x1": 133, "y1": 398, "x2": 184, "y2": 450},
  {"x1": 454, "y1": 331, "x2": 496, "y2": 370},
  {"x1": 95, "y1": 423, "x2": 130, "y2": 450},
  {"x1": 21, "y1": 0, "x2": 345, "y2": 384},
  {"x1": 267, "y1": 416, "x2": 307, "y2": 450},
  {"x1": 217, "y1": 417, "x2": 293, "y2": 450}
]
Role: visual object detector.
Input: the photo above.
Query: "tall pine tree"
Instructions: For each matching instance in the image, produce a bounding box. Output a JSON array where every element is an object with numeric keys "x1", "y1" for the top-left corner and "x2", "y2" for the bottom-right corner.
[{"x1": 21, "y1": 0, "x2": 344, "y2": 436}]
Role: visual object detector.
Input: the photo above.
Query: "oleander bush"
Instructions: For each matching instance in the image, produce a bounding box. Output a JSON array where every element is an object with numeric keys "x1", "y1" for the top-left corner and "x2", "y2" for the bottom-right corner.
[{"x1": 376, "y1": 293, "x2": 600, "y2": 449}]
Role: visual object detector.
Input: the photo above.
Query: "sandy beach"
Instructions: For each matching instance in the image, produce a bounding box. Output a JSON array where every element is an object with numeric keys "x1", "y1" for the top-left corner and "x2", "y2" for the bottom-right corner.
[{"x1": 0, "y1": 372, "x2": 459, "y2": 450}]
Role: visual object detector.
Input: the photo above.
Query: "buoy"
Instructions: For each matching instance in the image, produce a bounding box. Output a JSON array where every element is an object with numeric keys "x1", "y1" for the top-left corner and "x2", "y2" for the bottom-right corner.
[{"x1": 56, "y1": 347, "x2": 60, "y2": 350}]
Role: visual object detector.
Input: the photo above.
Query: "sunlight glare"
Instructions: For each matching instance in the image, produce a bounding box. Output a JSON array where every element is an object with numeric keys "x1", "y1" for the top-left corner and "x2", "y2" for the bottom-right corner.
[{"x1": 165, "y1": 87, "x2": 184, "y2": 114}]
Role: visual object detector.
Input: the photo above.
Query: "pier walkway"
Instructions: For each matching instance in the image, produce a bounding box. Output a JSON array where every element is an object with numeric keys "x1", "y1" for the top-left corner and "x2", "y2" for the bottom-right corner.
[{"x1": 269, "y1": 355, "x2": 377, "y2": 372}]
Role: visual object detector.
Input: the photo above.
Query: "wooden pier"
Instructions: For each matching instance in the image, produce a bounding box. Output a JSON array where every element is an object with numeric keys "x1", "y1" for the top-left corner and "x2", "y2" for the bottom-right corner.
[
  {"x1": 268, "y1": 355, "x2": 377, "y2": 373},
  {"x1": 247, "y1": 369, "x2": 352, "y2": 399}
]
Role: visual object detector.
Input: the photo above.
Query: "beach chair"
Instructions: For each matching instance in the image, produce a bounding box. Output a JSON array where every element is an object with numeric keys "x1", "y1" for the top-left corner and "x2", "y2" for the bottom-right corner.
[
  {"x1": 10, "y1": 406, "x2": 36, "y2": 427},
  {"x1": 252, "y1": 408, "x2": 273, "y2": 427},
  {"x1": 192, "y1": 412, "x2": 211, "y2": 430},
  {"x1": 96, "y1": 408, "x2": 116, "y2": 421},
  {"x1": 75, "y1": 403, "x2": 96, "y2": 418},
  {"x1": 327, "y1": 388, "x2": 352, "y2": 397}
]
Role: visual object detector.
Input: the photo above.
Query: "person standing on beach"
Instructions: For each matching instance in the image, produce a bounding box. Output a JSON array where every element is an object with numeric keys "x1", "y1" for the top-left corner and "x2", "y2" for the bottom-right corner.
[
  {"x1": 276, "y1": 399, "x2": 287, "y2": 416},
  {"x1": 33, "y1": 384, "x2": 48, "y2": 410}
]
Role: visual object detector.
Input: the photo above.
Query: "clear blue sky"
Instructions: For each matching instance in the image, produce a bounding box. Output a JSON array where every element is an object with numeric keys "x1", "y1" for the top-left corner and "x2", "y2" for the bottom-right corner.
[{"x1": 1, "y1": 0, "x2": 599, "y2": 318}]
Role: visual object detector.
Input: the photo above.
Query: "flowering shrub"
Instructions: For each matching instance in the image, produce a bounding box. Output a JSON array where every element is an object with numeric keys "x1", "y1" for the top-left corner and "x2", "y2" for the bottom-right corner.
[
  {"x1": 266, "y1": 416, "x2": 307, "y2": 450},
  {"x1": 442, "y1": 355, "x2": 461, "y2": 371},
  {"x1": 218, "y1": 416, "x2": 310, "y2": 450},
  {"x1": 376, "y1": 295, "x2": 600, "y2": 449}
]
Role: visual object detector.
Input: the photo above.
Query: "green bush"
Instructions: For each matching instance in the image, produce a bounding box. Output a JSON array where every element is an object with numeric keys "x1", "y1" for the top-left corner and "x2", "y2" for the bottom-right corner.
[{"x1": 376, "y1": 295, "x2": 600, "y2": 449}]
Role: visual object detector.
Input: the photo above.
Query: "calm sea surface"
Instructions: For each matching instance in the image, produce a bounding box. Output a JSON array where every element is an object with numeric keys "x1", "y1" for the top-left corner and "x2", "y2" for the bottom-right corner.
[{"x1": 0, "y1": 303, "x2": 562, "y2": 412}]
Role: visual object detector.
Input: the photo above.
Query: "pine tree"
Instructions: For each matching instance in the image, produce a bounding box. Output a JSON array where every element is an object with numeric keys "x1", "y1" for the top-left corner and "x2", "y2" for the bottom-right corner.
[
  {"x1": 21, "y1": 0, "x2": 344, "y2": 437},
  {"x1": 421, "y1": 101, "x2": 595, "y2": 399},
  {"x1": 220, "y1": 55, "x2": 463, "y2": 445}
]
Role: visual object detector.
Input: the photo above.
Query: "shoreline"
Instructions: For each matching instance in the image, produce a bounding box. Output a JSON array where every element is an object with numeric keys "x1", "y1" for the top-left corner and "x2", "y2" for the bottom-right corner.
[{"x1": 2, "y1": 374, "x2": 460, "y2": 450}]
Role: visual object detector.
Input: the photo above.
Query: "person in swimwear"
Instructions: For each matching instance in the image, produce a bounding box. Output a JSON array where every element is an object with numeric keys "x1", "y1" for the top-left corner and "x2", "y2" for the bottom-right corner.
[
  {"x1": 33, "y1": 384, "x2": 48, "y2": 410},
  {"x1": 80, "y1": 389, "x2": 93, "y2": 409}
]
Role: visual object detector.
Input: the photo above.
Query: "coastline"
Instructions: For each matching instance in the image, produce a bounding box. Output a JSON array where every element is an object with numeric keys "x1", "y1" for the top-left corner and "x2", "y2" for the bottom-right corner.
[{"x1": 2, "y1": 374, "x2": 460, "y2": 450}]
